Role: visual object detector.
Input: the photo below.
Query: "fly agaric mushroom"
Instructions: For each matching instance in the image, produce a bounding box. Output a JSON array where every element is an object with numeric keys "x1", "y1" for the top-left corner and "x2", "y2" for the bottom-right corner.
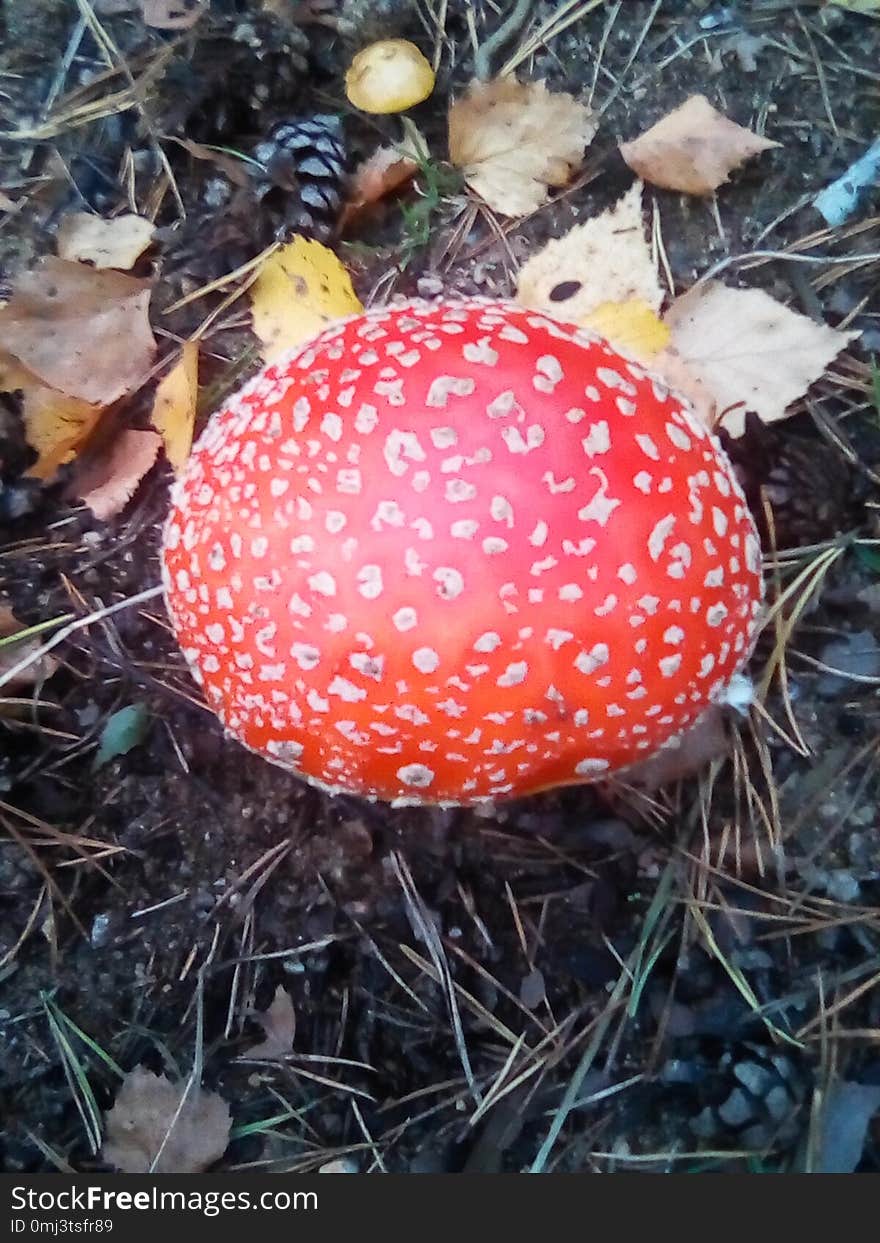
[{"x1": 162, "y1": 299, "x2": 763, "y2": 806}]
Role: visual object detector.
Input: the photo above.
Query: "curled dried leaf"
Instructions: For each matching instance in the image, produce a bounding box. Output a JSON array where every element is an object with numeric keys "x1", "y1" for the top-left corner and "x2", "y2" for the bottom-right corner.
[
  {"x1": 340, "y1": 126, "x2": 427, "y2": 231},
  {"x1": 449, "y1": 77, "x2": 596, "y2": 217},
  {"x1": 0, "y1": 257, "x2": 156, "y2": 406},
  {"x1": 73, "y1": 429, "x2": 162, "y2": 520}
]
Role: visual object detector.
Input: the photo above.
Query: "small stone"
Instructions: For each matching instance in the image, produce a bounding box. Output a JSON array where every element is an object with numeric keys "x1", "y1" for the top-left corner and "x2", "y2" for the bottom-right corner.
[
  {"x1": 519, "y1": 967, "x2": 546, "y2": 1010},
  {"x1": 90, "y1": 913, "x2": 111, "y2": 948},
  {"x1": 318, "y1": 1157, "x2": 358, "y2": 1174}
]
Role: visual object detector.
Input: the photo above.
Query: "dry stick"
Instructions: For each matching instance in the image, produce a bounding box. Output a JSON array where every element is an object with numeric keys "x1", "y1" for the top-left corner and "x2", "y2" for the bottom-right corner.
[
  {"x1": 0, "y1": 585, "x2": 165, "y2": 694},
  {"x1": 473, "y1": 0, "x2": 535, "y2": 81}
]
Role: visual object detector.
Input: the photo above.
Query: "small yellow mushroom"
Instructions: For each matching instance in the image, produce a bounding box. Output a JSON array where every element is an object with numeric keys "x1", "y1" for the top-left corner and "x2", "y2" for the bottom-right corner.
[{"x1": 345, "y1": 39, "x2": 435, "y2": 115}]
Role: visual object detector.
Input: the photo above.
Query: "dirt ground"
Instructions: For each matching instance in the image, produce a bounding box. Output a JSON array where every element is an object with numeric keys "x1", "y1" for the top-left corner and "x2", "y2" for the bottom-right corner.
[{"x1": 1, "y1": 0, "x2": 880, "y2": 1174}]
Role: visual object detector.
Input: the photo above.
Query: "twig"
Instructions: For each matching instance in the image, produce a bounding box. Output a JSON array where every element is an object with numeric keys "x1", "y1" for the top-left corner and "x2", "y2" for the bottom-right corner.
[
  {"x1": 0, "y1": 585, "x2": 164, "y2": 693},
  {"x1": 474, "y1": 0, "x2": 534, "y2": 81}
]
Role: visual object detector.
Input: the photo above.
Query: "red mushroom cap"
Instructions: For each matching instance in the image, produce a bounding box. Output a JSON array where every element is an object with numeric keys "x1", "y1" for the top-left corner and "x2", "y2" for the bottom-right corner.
[{"x1": 162, "y1": 298, "x2": 763, "y2": 805}]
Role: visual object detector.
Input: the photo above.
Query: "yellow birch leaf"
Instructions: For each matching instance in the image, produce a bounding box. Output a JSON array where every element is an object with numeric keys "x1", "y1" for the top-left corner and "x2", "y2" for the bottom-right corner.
[
  {"x1": 23, "y1": 387, "x2": 103, "y2": 479},
  {"x1": 0, "y1": 355, "x2": 102, "y2": 480},
  {"x1": 250, "y1": 237, "x2": 363, "y2": 363},
  {"x1": 583, "y1": 299, "x2": 670, "y2": 362},
  {"x1": 150, "y1": 341, "x2": 198, "y2": 474}
]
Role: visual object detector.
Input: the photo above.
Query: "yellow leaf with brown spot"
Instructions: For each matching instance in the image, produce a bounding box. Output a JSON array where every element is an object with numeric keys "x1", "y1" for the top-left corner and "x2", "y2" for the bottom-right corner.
[
  {"x1": 583, "y1": 299, "x2": 670, "y2": 362},
  {"x1": 250, "y1": 237, "x2": 363, "y2": 364},
  {"x1": 150, "y1": 342, "x2": 198, "y2": 474},
  {"x1": 516, "y1": 184, "x2": 663, "y2": 328}
]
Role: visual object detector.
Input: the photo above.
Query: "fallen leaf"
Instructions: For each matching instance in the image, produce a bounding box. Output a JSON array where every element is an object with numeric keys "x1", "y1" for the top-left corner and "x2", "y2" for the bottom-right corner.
[
  {"x1": 102, "y1": 1067, "x2": 231, "y2": 1174},
  {"x1": 74, "y1": 429, "x2": 162, "y2": 520},
  {"x1": 92, "y1": 703, "x2": 151, "y2": 770},
  {"x1": 170, "y1": 137, "x2": 252, "y2": 187},
  {"x1": 149, "y1": 342, "x2": 198, "y2": 474},
  {"x1": 648, "y1": 346, "x2": 717, "y2": 429},
  {"x1": 56, "y1": 212, "x2": 155, "y2": 270},
  {"x1": 22, "y1": 385, "x2": 104, "y2": 480},
  {"x1": 0, "y1": 349, "x2": 104, "y2": 480},
  {"x1": 619, "y1": 95, "x2": 780, "y2": 196},
  {"x1": 584, "y1": 300, "x2": 670, "y2": 361},
  {"x1": 516, "y1": 183, "x2": 665, "y2": 358},
  {"x1": 0, "y1": 257, "x2": 156, "y2": 405},
  {"x1": 0, "y1": 606, "x2": 58, "y2": 695},
  {"x1": 250, "y1": 236, "x2": 363, "y2": 363},
  {"x1": 664, "y1": 281, "x2": 859, "y2": 436},
  {"x1": 448, "y1": 77, "x2": 596, "y2": 217},
  {"x1": 340, "y1": 126, "x2": 428, "y2": 231},
  {"x1": 242, "y1": 986, "x2": 297, "y2": 1060}
]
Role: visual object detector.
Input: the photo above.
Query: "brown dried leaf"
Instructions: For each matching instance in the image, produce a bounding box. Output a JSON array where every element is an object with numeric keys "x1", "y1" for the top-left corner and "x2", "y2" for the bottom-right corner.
[
  {"x1": 0, "y1": 257, "x2": 156, "y2": 405},
  {"x1": 171, "y1": 137, "x2": 252, "y2": 188},
  {"x1": 74, "y1": 429, "x2": 162, "y2": 520},
  {"x1": 516, "y1": 182, "x2": 663, "y2": 323},
  {"x1": 0, "y1": 606, "x2": 59, "y2": 695},
  {"x1": 619, "y1": 95, "x2": 780, "y2": 196},
  {"x1": 149, "y1": 342, "x2": 198, "y2": 475},
  {"x1": 102, "y1": 1067, "x2": 231, "y2": 1174},
  {"x1": 340, "y1": 127, "x2": 427, "y2": 230},
  {"x1": 57, "y1": 212, "x2": 155, "y2": 270},
  {"x1": 448, "y1": 77, "x2": 596, "y2": 217},
  {"x1": 664, "y1": 281, "x2": 860, "y2": 436},
  {"x1": 242, "y1": 986, "x2": 296, "y2": 1060}
]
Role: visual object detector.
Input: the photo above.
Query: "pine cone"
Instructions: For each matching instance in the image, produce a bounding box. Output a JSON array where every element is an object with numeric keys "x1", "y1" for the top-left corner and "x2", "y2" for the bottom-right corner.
[
  {"x1": 251, "y1": 114, "x2": 348, "y2": 242},
  {"x1": 165, "y1": 114, "x2": 347, "y2": 290},
  {"x1": 723, "y1": 415, "x2": 860, "y2": 551},
  {"x1": 684, "y1": 1043, "x2": 810, "y2": 1150}
]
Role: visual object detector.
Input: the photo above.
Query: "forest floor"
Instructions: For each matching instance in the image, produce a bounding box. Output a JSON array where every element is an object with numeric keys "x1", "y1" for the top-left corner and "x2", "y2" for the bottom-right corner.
[{"x1": 1, "y1": 0, "x2": 880, "y2": 1174}]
